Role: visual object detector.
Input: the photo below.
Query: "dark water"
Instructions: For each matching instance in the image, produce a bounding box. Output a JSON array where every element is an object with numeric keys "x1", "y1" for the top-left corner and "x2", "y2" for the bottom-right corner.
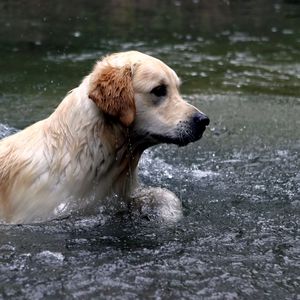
[{"x1": 0, "y1": 0, "x2": 300, "y2": 299}]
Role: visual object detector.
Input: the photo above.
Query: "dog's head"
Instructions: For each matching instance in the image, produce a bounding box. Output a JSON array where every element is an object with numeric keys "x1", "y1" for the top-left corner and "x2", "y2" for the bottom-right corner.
[{"x1": 89, "y1": 51, "x2": 209, "y2": 147}]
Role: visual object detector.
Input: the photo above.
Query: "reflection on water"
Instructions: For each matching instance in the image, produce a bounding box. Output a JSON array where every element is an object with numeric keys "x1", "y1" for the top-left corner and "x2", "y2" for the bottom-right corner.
[{"x1": 0, "y1": 0, "x2": 300, "y2": 299}]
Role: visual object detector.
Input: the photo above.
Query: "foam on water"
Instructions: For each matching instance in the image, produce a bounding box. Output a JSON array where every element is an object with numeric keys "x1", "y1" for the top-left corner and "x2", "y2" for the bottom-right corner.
[
  {"x1": 36, "y1": 251, "x2": 64, "y2": 262},
  {"x1": 139, "y1": 149, "x2": 219, "y2": 183},
  {"x1": 46, "y1": 51, "x2": 105, "y2": 63},
  {"x1": 0, "y1": 124, "x2": 18, "y2": 139}
]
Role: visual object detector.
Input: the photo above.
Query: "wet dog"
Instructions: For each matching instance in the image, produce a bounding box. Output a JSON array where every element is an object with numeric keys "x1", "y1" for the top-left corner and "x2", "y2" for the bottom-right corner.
[{"x1": 0, "y1": 51, "x2": 209, "y2": 223}]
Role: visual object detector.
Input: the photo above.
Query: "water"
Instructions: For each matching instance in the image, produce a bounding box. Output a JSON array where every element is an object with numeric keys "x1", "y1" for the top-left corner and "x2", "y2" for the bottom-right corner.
[{"x1": 0, "y1": 0, "x2": 300, "y2": 299}]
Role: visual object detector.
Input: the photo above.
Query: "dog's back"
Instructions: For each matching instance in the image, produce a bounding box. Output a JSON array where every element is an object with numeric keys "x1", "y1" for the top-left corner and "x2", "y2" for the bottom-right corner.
[{"x1": 0, "y1": 90, "x2": 102, "y2": 222}]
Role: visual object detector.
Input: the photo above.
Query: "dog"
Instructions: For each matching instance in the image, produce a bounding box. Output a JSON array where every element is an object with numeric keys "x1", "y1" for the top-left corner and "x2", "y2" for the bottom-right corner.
[{"x1": 0, "y1": 51, "x2": 209, "y2": 224}]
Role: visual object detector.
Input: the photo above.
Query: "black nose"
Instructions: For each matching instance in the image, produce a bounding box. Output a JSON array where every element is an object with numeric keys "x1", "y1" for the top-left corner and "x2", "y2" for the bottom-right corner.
[{"x1": 192, "y1": 112, "x2": 210, "y2": 127}]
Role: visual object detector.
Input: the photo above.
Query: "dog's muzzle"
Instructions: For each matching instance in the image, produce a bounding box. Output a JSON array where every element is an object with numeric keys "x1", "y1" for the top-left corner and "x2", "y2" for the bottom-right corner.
[
  {"x1": 174, "y1": 112, "x2": 209, "y2": 146},
  {"x1": 149, "y1": 112, "x2": 210, "y2": 147},
  {"x1": 190, "y1": 112, "x2": 210, "y2": 137}
]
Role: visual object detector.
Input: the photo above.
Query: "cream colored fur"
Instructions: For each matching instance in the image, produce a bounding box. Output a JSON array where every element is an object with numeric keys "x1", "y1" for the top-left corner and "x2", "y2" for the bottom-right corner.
[{"x1": 0, "y1": 51, "x2": 206, "y2": 224}]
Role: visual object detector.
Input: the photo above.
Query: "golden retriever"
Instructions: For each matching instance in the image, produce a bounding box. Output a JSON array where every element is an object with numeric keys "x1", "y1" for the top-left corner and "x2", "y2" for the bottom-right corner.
[{"x1": 0, "y1": 51, "x2": 209, "y2": 224}]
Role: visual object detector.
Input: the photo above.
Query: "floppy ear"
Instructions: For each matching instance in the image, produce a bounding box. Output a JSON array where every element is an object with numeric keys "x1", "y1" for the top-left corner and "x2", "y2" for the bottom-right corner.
[{"x1": 88, "y1": 65, "x2": 135, "y2": 127}]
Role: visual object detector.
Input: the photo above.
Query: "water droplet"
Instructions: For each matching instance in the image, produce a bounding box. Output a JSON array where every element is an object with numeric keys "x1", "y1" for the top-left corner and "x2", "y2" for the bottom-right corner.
[
  {"x1": 72, "y1": 31, "x2": 81, "y2": 38},
  {"x1": 282, "y1": 29, "x2": 293, "y2": 35}
]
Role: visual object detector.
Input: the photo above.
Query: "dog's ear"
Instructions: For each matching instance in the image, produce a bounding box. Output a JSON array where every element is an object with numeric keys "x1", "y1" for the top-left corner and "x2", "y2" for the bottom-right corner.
[{"x1": 88, "y1": 65, "x2": 135, "y2": 127}]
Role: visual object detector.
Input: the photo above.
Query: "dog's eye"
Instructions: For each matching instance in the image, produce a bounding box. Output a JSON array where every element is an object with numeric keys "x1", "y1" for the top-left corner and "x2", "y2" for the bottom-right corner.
[{"x1": 150, "y1": 85, "x2": 167, "y2": 97}]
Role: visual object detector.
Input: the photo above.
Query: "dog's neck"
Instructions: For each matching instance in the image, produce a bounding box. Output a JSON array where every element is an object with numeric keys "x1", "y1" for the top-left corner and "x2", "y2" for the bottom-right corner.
[{"x1": 46, "y1": 79, "x2": 144, "y2": 200}]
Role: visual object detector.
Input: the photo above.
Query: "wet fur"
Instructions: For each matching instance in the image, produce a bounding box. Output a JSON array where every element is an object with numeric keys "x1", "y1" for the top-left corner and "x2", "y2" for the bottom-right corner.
[
  {"x1": 0, "y1": 67, "x2": 138, "y2": 223},
  {"x1": 0, "y1": 51, "x2": 205, "y2": 224},
  {"x1": 89, "y1": 65, "x2": 136, "y2": 127}
]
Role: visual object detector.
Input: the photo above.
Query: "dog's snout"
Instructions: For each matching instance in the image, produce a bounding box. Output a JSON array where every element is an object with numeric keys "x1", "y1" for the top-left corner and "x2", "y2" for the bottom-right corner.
[{"x1": 192, "y1": 112, "x2": 210, "y2": 127}]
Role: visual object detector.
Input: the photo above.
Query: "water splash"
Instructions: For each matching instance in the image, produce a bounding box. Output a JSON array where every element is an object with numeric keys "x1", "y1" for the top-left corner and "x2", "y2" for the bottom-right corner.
[{"x1": 0, "y1": 124, "x2": 18, "y2": 139}]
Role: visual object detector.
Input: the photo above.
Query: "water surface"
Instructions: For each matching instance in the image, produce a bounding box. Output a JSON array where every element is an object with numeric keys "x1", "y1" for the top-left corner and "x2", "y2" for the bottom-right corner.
[{"x1": 0, "y1": 1, "x2": 299, "y2": 299}]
